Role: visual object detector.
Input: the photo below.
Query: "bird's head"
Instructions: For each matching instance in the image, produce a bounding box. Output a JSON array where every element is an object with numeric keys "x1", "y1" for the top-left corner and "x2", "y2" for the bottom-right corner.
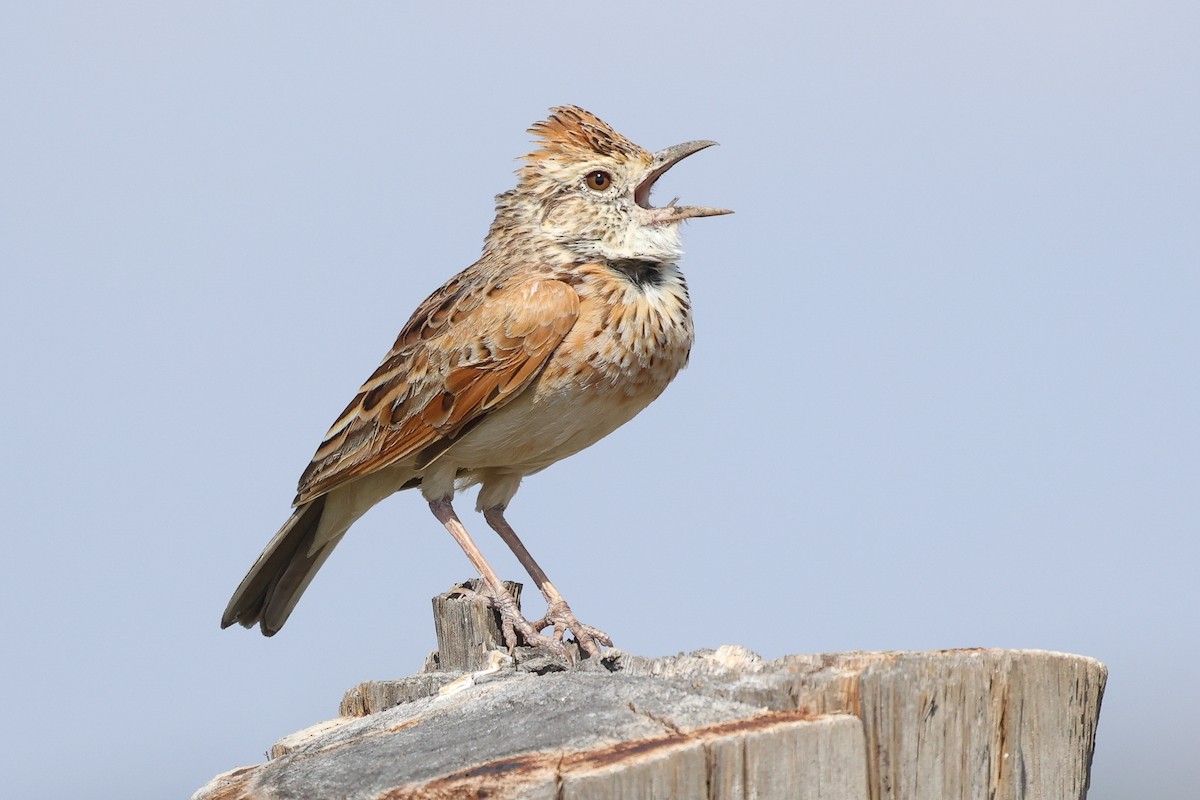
[{"x1": 492, "y1": 106, "x2": 731, "y2": 263}]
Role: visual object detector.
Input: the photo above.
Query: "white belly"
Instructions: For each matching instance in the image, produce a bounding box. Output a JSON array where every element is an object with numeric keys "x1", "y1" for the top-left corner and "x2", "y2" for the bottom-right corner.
[{"x1": 446, "y1": 378, "x2": 667, "y2": 474}]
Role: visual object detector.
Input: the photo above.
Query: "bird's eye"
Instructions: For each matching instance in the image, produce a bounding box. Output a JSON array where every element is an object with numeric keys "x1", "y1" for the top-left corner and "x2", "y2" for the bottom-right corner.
[{"x1": 584, "y1": 170, "x2": 612, "y2": 191}]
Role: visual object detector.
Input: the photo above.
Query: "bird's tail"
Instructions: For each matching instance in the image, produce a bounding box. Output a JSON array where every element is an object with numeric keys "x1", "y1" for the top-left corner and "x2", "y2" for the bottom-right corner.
[{"x1": 221, "y1": 495, "x2": 342, "y2": 636}]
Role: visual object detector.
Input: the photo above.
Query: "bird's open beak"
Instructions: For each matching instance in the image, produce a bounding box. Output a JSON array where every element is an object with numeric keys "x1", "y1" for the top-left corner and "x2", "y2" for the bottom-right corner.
[{"x1": 635, "y1": 140, "x2": 733, "y2": 223}]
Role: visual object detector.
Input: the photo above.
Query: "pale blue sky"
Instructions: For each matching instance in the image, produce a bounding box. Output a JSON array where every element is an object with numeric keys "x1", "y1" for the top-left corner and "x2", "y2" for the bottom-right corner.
[{"x1": 1, "y1": 3, "x2": 1196, "y2": 798}]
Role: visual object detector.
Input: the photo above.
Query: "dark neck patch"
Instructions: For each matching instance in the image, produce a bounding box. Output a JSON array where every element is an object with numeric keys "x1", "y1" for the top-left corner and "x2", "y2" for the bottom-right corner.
[{"x1": 608, "y1": 258, "x2": 665, "y2": 288}]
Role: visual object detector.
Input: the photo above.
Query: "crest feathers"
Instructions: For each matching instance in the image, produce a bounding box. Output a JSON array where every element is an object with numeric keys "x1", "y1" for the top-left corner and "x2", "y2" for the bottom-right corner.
[{"x1": 523, "y1": 106, "x2": 646, "y2": 164}]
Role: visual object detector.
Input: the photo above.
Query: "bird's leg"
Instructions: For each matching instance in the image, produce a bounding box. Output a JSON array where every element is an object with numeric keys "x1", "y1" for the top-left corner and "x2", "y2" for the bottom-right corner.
[
  {"x1": 428, "y1": 498, "x2": 567, "y2": 655},
  {"x1": 483, "y1": 505, "x2": 612, "y2": 657}
]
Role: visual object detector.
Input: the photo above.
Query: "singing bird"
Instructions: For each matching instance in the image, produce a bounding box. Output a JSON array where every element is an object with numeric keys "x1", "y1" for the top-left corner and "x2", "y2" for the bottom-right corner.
[{"x1": 222, "y1": 106, "x2": 730, "y2": 655}]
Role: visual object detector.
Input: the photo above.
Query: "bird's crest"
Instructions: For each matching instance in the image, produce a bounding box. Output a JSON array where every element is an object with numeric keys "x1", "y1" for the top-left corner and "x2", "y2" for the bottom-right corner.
[{"x1": 523, "y1": 106, "x2": 647, "y2": 166}]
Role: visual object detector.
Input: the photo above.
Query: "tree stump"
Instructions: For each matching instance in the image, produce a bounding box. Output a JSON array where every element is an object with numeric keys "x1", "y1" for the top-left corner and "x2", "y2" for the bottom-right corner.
[{"x1": 194, "y1": 584, "x2": 1106, "y2": 800}]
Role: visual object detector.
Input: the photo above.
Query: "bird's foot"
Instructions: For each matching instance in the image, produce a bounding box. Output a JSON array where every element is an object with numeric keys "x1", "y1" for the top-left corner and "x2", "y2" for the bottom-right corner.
[
  {"x1": 452, "y1": 579, "x2": 610, "y2": 659},
  {"x1": 481, "y1": 590, "x2": 566, "y2": 657},
  {"x1": 532, "y1": 599, "x2": 613, "y2": 658},
  {"x1": 484, "y1": 592, "x2": 610, "y2": 659}
]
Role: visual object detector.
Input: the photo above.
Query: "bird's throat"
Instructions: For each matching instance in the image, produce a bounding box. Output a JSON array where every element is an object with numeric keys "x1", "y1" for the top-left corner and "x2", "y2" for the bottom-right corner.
[{"x1": 607, "y1": 258, "x2": 667, "y2": 289}]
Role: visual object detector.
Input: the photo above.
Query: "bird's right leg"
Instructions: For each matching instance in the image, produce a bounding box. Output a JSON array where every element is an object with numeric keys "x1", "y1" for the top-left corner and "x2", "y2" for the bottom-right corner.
[
  {"x1": 427, "y1": 497, "x2": 567, "y2": 655},
  {"x1": 482, "y1": 505, "x2": 611, "y2": 657}
]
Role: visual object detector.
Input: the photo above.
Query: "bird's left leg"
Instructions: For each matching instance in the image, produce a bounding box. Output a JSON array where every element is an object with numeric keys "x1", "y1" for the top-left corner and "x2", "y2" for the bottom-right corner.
[{"x1": 482, "y1": 504, "x2": 612, "y2": 657}]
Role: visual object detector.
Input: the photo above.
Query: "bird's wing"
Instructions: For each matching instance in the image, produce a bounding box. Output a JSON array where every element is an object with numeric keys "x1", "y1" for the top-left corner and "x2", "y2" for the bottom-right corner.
[{"x1": 293, "y1": 276, "x2": 580, "y2": 505}]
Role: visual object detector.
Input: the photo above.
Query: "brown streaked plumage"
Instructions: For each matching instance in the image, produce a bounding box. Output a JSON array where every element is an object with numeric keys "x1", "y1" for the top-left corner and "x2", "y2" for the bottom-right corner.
[{"x1": 222, "y1": 106, "x2": 730, "y2": 655}]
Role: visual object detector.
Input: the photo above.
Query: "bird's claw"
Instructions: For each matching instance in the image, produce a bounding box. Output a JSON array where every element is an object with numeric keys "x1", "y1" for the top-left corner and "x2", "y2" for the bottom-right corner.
[
  {"x1": 480, "y1": 589, "x2": 564, "y2": 658},
  {"x1": 486, "y1": 592, "x2": 609, "y2": 659},
  {"x1": 532, "y1": 600, "x2": 612, "y2": 658}
]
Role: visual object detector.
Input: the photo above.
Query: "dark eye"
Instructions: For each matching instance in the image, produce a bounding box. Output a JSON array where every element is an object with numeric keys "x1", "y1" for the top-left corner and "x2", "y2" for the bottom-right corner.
[{"x1": 584, "y1": 170, "x2": 612, "y2": 191}]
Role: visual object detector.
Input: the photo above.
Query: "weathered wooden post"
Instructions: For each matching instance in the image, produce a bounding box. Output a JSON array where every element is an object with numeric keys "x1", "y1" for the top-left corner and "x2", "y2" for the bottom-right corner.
[
  {"x1": 195, "y1": 584, "x2": 1106, "y2": 800},
  {"x1": 428, "y1": 579, "x2": 523, "y2": 671}
]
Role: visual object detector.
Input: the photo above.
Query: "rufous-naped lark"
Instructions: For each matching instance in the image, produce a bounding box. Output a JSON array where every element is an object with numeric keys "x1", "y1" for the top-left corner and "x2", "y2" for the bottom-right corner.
[{"x1": 222, "y1": 106, "x2": 730, "y2": 656}]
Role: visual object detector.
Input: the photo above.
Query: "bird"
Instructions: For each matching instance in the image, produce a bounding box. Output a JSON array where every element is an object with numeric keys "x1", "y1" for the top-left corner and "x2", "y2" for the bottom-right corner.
[{"x1": 221, "y1": 106, "x2": 730, "y2": 656}]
